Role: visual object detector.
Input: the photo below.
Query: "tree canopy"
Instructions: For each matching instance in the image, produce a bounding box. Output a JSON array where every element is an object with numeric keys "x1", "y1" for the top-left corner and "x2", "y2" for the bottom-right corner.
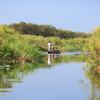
[{"x1": 9, "y1": 22, "x2": 90, "y2": 39}]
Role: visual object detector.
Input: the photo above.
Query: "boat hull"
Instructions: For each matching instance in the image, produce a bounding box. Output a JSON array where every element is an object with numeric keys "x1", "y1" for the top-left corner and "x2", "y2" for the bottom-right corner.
[{"x1": 48, "y1": 51, "x2": 60, "y2": 54}]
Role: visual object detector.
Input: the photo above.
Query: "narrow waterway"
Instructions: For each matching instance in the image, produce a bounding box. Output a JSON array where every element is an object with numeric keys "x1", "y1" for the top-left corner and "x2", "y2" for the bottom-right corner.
[{"x1": 0, "y1": 52, "x2": 99, "y2": 100}]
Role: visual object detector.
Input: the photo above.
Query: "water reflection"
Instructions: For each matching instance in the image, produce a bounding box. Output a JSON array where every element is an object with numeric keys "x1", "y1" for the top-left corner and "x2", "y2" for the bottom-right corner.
[
  {"x1": 48, "y1": 54, "x2": 59, "y2": 65},
  {"x1": 0, "y1": 54, "x2": 87, "y2": 93},
  {"x1": 0, "y1": 62, "x2": 48, "y2": 93},
  {"x1": 84, "y1": 59, "x2": 100, "y2": 100},
  {"x1": 0, "y1": 52, "x2": 99, "y2": 100}
]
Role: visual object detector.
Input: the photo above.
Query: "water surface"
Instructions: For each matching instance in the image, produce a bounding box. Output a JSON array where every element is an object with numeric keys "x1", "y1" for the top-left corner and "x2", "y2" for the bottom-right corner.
[{"x1": 0, "y1": 52, "x2": 99, "y2": 100}]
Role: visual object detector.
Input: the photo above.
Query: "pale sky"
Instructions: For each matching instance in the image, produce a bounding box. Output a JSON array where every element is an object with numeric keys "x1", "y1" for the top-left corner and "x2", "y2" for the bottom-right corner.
[{"x1": 0, "y1": 0, "x2": 100, "y2": 32}]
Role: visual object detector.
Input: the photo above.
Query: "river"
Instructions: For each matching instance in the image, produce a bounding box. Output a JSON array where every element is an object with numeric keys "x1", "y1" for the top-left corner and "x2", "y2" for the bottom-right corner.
[{"x1": 0, "y1": 52, "x2": 100, "y2": 100}]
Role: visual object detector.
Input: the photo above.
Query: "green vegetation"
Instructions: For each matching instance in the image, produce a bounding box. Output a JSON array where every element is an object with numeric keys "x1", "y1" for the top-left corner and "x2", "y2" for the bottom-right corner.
[
  {"x1": 9, "y1": 22, "x2": 90, "y2": 39},
  {"x1": 0, "y1": 22, "x2": 99, "y2": 68},
  {"x1": 19, "y1": 31, "x2": 89, "y2": 52},
  {"x1": 27, "y1": 35, "x2": 89, "y2": 51},
  {"x1": 84, "y1": 27, "x2": 100, "y2": 91},
  {"x1": 0, "y1": 25, "x2": 42, "y2": 63},
  {"x1": 86, "y1": 27, "x2": 100, "y2": 69},
  {"x1": 0, "y1": 23, "x2": 90, "y2": 63}
]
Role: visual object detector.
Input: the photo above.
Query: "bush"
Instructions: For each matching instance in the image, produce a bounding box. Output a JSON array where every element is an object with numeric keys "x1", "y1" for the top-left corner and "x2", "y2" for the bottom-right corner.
[{"x1": 0, "y1": 25, "x2": 42, "y2": 63}]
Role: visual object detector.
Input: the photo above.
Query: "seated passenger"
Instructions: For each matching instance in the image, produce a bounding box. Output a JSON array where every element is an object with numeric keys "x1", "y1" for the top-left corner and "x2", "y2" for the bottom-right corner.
[{"x1": 54, "y1": 47, "x2": 58, "y2": 53}]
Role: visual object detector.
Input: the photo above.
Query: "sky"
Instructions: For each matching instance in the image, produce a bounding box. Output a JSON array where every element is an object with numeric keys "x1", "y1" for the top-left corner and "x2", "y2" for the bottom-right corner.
[{"x1": 0, "y1": 0, "x2": 100, "y2": 32}]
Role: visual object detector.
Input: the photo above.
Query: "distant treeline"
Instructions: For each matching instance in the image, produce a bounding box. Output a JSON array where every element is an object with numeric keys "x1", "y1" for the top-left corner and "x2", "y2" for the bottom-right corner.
[{"x1": 9, "y1": 22, "x2": 90, "y2": 39}]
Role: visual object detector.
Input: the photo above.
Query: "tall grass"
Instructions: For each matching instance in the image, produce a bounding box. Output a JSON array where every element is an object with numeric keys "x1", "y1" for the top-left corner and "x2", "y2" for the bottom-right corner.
[
  {"x1": 22, "y1": 35, "x2": 88, "y2": 52},
  {"x1": 0, "y1": 25, "x2": 42, "y2": 63},
  {"x1": 85, "y1": 27, "x2": 100, "y2": 80}
]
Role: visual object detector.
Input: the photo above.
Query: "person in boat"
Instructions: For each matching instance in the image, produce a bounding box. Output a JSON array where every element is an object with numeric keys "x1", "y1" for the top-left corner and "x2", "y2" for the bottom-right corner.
[
  {"x1": 54, "y1": 47, "x2": 57, "y2": 53},
  {"x1": 48, "y1": 41, "x2": 52, "y2": 52},
  {"x1": 52, "y1": 47, "x2": 55, "y2": 53},
  {"x1": 54, "y1": 47, "x2": 60, "y2": 53}
]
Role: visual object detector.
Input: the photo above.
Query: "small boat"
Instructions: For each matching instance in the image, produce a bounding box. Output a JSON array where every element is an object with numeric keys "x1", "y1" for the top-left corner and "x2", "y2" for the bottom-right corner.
[
  {"x1": 48, "y1": 50, "x2": 60, "y2": 54},
  {"x1": 48, "y1": 41, "x2": 60, "y2": 54}
]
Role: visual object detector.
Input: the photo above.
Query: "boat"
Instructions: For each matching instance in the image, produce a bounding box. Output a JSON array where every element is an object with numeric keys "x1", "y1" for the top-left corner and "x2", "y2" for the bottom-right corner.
[
  {"x1": 48, "y1": 50, "x2": 60, "y2": 54},
  {"x1": 48, "y1": 41, "x2": 60, "y2": 54}
]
